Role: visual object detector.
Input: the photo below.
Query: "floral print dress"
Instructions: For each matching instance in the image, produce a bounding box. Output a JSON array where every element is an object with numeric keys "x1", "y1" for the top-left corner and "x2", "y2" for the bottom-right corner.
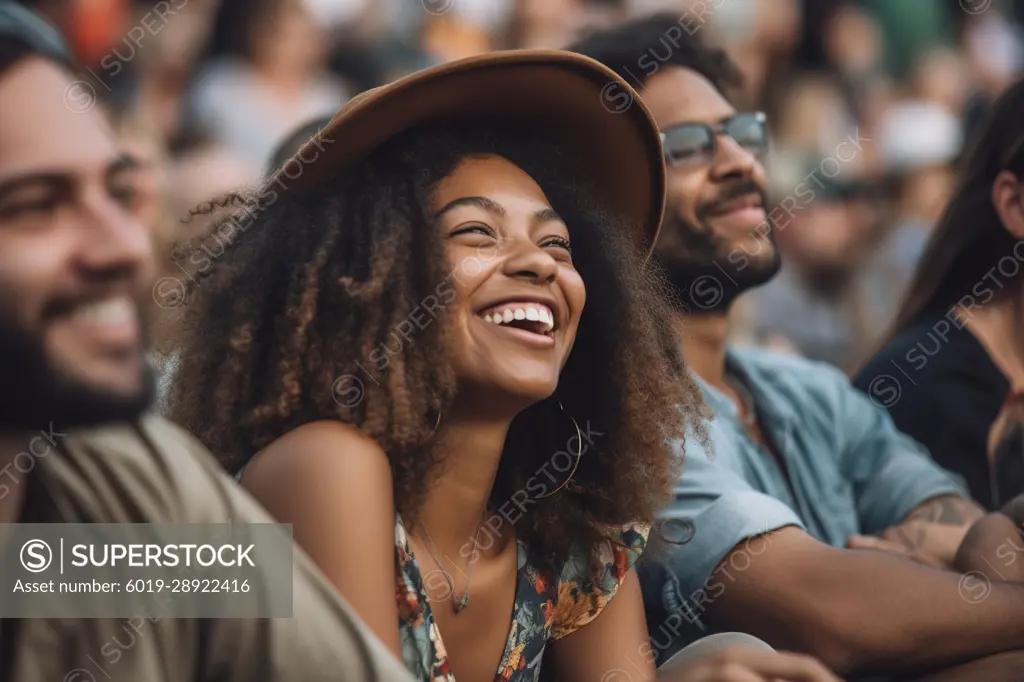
[{"x1": 394, "y1": 514, "x2": 649, "y2": 682}]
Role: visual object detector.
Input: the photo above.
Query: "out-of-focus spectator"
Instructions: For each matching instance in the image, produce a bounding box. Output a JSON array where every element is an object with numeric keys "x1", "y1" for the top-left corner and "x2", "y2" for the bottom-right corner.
[
  {"x1": 123, "y1": 0, "x2": 218, "y2": 142},
  {"x1": 185, "y1": 0, "x2": 348, "y2": 168},
  {"x1": 167, "y1": 135, "x2": 253, "y2": 219},
  {"x1": 512, "y1": 0, "x2": 588, "y2": 49},
  {"x1": 963, "y1": 4, "x2": 1024, "y2": 95},
  {"x1": 151, "y1": 131, "x2": 252, "y2": 404},
  {"x1": 911, "y1": 47, "x2": 971, "y2": 115},
  {"x1": 749, "y1": 170, "x2": 885, "y2": 370},
  {"x1": 770, "y1": 73, "x2": 857, "y2": 160},
  {"x1": 856, "y1": 77, "x2": 1024, "y2": 510},
  {"x1": 825, "y1": 2, "x2": 885, "y2": 83},
  {"x1": 421, "y1": 11, "x2": 494, "y2": 62},
  {"x1": 866, "y1": 163, "x2": 956, "y2": 295}
]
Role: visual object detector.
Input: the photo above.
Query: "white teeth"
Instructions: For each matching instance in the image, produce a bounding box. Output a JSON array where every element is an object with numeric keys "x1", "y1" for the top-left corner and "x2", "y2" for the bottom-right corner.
[
  {"x1": 71, "y1": 297, "x2": 134, "y2": 325},
  {"x1": 481, "y1": 304, "x2": 557, "y2": 332}
]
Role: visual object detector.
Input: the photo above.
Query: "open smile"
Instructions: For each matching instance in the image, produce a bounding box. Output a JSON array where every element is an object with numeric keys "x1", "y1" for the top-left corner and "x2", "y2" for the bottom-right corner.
[
  {"x1": 476, "y1": 300, "x2": 558, "y2": 348},
  {"x1": 708, "y1": 193, "x2": 763, "y2": 215},
  {"x1": 705, "y1": 193, "x2": 767, "y2": 230},
  {"x1": 58, "y1": 295, "x2": 140, "y2": 350}
]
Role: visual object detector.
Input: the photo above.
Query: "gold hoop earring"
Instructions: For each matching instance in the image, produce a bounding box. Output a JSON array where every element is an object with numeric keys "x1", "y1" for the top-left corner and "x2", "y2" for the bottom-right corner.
[{"x1": 540, "y1": 401, "x2": 583, "y2": 498}]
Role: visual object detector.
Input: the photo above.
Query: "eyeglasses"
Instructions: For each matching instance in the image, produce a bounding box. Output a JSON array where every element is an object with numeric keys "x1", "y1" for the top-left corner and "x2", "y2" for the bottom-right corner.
[
  {"x1": 660, "y1": 112, "x2": 768, "y2": 167},
  {"x1": 0, "y1": 2, "x2": 73, "y2": 69}
]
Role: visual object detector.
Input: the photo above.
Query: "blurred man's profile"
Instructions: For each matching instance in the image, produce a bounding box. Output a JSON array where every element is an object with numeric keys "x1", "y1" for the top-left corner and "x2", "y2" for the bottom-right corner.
[{"x1": 0, "y1": 5, "x2": 413, "y2": 681}]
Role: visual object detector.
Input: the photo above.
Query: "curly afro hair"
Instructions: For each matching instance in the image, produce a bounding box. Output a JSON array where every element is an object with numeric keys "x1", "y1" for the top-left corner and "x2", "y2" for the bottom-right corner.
[
  {"x1": 166, "y1": 122, "x2": 710, "y2": 575},
  {"x1": 567, "y1": 12, "x2": 744, "y2": 95}
]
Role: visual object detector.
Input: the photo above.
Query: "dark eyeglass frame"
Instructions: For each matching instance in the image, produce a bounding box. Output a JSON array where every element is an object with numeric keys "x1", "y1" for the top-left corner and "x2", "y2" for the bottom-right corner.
[
  {"x1": 0, "y1": 2, "x2": 74, "y2": 69},
  {"x1": 660, "y1": 111, "x2": 768, "y2": 167}
]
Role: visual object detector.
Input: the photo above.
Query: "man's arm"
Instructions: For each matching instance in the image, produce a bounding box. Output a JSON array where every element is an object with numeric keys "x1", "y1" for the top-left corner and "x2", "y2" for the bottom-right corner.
[
  {"x1": 659, "y1": 417, "x2": 1013, "y2": 680},
  {"x1": 550, "y1": 570, "x2": 839, "y2": 682},
  {"x1": 834, "y1": 372, "x2": 974, "y2": 566},
  {"x1": 954, "y1": 493, "x2": 1024, "y2": 581},
  {"x1": 906, "y1": 651, "x2": 1024, "y2": 682},
  {"x1": 700, "y1": 526, "x2": 1024, "y2": 678},
  {"x1": 871, "y1": 494, "x2": 985, "y2": 568}
]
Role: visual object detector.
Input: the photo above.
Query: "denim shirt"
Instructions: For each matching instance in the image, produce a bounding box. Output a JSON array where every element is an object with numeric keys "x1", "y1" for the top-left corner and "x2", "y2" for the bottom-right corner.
[{"x1": 640, "y1": 347, "x2": 967, "y2": 658}]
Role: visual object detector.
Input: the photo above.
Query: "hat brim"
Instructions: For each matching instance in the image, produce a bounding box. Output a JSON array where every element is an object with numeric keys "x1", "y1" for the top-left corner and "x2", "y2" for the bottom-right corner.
[{"x1": 272, "y1": 50, "x2": 665, "y2": 258}]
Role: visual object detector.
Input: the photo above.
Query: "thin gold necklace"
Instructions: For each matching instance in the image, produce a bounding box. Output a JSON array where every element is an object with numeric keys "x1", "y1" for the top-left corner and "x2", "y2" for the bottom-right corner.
[{"x1": 416, "y1": 514, "x2": 485, "y2": 614}]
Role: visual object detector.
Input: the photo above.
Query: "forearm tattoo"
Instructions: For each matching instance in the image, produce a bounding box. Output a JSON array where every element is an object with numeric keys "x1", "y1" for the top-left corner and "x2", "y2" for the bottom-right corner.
[
  {"x1": 886, "y1": 495, "x2": 984, "y2": 554},
  {"x1": 906, "y1": 495, "x2": 983, "y2": 525}
]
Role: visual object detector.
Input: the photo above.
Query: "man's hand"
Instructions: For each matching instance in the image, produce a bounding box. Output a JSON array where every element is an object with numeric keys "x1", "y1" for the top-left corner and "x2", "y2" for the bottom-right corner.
[
  {"x1": 954, "y1": 511, "x2": 1024, "y2": 580},
  {"x1": 660, "y1": 649, "x2": 840, "y2": 681},
  {"x1": 877, "y1": 495, "x2": 985, "y2": 568},
  {"x1": 845, "y1": 534, "x2": 947, "y2": 569}
]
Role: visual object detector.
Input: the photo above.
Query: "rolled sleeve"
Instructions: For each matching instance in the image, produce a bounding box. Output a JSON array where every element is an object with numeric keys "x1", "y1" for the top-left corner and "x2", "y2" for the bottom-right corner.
[
  {"x1": 838, "y1": 379, "x2": 970, "y2": 534},
  {"x1": 657, "y1": 438, "x2": 805, "y2": 600}
]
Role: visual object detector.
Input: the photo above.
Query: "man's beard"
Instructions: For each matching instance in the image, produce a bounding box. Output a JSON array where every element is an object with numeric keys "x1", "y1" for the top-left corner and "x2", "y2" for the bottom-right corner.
[
  {"x1": 654, "y1": 210, "x2": 782, "y2": 315},
  {"x1": 0, "y1": 312, "x2": 155, "y2": 433}
]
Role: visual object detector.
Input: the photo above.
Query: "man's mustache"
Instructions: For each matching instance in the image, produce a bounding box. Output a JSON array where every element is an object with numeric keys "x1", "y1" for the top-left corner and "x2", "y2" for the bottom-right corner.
[
  {"x1": 41, "y1": 282, "x2": 142, "y2": 320},
  {"x1": 697, "y1": 180, "x2": 766, "y2": 219}
]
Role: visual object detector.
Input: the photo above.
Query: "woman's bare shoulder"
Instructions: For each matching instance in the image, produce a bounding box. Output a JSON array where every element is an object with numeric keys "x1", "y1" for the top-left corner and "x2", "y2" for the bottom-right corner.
[{"x1": 242, "y1": 420, "x2": 393, "y2": 501}]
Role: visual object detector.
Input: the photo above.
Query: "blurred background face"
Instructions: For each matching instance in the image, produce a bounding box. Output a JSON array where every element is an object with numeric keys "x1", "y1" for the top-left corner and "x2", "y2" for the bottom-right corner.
[
  {"x1": 0, "y1": 56, "x2": 156, "y2": 430},
  {"x1": 432, "y1": 156, "x2": 584, "y2": 413},
  {"x1": 825, "y1": 4, "x2": 881, "y2": 76},
  {"x1": 515, "y1": 0, "x2": 580, "y2": 49},
  {"x1": 140, "y1": 0, "x2": 217, "y2": 75},
  {"x1": 781, "y1": 199, "x2": 868, "y2": 292},
  {"x1": 640, "y1": 66, "x2": 780, "y2": 313},
  {"x1": 249, "y1": 0, "x2": 325, "y2": 75}
]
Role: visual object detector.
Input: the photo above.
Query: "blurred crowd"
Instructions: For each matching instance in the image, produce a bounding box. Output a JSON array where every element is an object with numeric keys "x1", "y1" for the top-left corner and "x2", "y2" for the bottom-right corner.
[{"x1": 20, "y1": 0, "x2": 1024, "y2": 373}]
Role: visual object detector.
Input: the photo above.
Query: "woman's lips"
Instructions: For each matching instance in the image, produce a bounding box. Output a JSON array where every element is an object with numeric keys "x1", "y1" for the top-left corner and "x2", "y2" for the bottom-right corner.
[{"x1": 476, "y1": 316, "x2": 557, "y2": 348}]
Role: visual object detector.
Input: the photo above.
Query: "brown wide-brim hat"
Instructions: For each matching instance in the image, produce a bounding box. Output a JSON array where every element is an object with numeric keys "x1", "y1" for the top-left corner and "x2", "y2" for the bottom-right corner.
[{"x1": 272, "y1": 49, "x2": 666, "y2": 257}]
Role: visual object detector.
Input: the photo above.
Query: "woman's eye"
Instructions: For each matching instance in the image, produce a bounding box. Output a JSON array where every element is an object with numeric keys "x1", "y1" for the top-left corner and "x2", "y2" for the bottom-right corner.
[
  {"x1": 543, "y1": 237, "x2": 572, "y2": 253},
  {"x1": 451, "y1": 224, "x2": 495, "y2": 238}
]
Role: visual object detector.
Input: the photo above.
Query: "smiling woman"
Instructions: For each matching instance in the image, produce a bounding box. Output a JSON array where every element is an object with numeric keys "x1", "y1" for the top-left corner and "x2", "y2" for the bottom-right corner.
[{"x1": 166, "y1": 52, "x2": 712, "y2": 682}]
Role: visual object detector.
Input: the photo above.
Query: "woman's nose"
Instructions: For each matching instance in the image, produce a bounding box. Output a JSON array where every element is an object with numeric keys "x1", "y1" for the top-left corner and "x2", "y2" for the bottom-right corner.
[{"x1": 502, "y1": 240, "x2": 559, "y2": 285}]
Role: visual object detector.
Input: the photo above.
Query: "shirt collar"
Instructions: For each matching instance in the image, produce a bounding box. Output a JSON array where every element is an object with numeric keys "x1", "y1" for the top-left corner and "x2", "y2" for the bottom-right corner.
[{"x1": 694, "y1": 347, "x2": 800, "y2": 430}]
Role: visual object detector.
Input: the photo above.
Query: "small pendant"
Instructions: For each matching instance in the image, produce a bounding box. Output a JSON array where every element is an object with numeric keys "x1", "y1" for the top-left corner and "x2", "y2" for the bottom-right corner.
[{"x1": 454, "y1": 593, "x2": 469, "y2": 613}]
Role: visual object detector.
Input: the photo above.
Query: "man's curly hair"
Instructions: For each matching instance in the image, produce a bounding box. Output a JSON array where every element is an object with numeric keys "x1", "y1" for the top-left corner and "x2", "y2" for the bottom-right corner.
[
  {"x1": 166, "y1": 123, "x2": 710, "y2": 575},
  {"x1": 567, "y1": 12, "x2": 744, "y2": 95}
]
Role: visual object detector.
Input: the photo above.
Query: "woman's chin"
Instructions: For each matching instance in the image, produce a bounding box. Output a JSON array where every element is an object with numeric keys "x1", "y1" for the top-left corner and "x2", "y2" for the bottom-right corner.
[{"x1": 458, "y1": 375, "x2": 559, "y2": 415}]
